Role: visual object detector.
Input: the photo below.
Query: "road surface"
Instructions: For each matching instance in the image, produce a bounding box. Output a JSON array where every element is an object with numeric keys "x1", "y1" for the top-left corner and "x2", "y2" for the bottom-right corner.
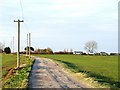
[{"x1": 28, "y1": 57, "x2": 89, "y2": 89}]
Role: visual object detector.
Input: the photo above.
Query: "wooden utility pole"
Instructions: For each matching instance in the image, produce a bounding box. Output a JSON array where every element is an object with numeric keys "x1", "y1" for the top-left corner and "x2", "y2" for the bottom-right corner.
[
  {"x1": 13, "y1": 36, "x2": 14, "y2": 53},
  {"x1": 29, "y1": 33, "x2": 31, "y2": 59},
  {"x1": 14, "y1": 19, "x2": 24, "y2": 68},
  {"x1": 10, "y1": 41, "x2": 12, "y2": 51},
  {"x1": 26, "y1": 34, "x2": 28, "y2": 56}
]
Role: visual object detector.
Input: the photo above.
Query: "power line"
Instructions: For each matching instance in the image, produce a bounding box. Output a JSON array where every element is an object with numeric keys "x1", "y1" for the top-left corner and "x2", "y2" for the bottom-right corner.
[
  {"x1": 19, "y1": 0, "x2": 24, "y2": 20},
  {"x1": 18, "y1": 0, "x2": 30, "y2": 32},
  {"x1": 18, "y1": 0, "x2": 31, "y2": 52}
]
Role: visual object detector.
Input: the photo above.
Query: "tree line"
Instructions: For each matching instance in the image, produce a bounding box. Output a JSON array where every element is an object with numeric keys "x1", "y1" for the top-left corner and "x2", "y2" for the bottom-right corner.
[{"x1": 0, "y1": 40, "x2": 119, "y2": 55}]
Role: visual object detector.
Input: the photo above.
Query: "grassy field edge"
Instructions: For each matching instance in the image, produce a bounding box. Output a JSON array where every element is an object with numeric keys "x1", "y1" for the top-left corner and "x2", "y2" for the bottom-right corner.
[
  {"x1": 2, "y1": 56, "x2": 33, "y2": 88},
  {"x1": 54, "y1": 59, "x2": 119, "y2": 88}
]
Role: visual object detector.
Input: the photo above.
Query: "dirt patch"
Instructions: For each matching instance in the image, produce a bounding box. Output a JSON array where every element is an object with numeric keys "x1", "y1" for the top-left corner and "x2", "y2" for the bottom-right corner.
[
  {"x1": 3, "y1": 68, "x2": 15, "y2": 80},
  {"x1": 3, "y1": 64, "x2": 27, "y2": 81}
]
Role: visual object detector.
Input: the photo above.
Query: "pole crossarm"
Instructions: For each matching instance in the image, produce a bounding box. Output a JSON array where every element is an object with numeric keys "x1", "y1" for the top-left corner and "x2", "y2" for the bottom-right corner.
[{"x1": 14, "y1": 20, "x2": 24, "y2": 22}]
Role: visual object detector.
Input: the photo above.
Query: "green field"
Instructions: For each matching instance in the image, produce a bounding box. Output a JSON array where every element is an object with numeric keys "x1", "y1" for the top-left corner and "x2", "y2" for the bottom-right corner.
[
  {"x1": 35, "y1": 54, "x2": 119, "y2": 88},
  {"x1": 2, "y1": 54, "x2": 30, "y2": 77},
  {"x1": 1, "y1": 54, "x2": 32, "y2": 88}
]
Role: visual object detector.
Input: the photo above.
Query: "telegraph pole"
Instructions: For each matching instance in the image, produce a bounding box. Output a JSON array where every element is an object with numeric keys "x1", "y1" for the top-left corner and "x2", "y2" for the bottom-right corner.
[
  {"x1": 13, "y1": 36, "x2": 14, "y2": 53},
  {"x1": 14, "y1": 19, "x2": 24, "y2": 68},
  {"x1": 10, "y1": 41, "x2": 12, "y2": 52},
  {"x1": 26, "y1": 34, "x2": 28, "y2": 56},
  {"x1": 29, "y1": 33, "x2": 31, "y2": 59}
]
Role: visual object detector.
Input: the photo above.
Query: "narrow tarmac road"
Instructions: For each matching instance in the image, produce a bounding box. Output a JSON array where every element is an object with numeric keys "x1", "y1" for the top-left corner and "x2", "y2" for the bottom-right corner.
[{"x1": 28, "y1": 57, "x2": 89, "y2": 89}]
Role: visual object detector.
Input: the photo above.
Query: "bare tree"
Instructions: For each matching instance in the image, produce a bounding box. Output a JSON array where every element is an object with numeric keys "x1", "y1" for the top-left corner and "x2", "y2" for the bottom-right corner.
[
  {"x1": 84, "y1": 40, "x2": 97, "y2": 53},
  {"x1": 0, "y1": 42, "x2": 4, "y2": 50}
]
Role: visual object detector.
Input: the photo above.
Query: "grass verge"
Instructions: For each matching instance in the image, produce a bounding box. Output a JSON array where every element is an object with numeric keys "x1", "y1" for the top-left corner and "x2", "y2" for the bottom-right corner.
[
  {"x1": 56, "y1": 59, "x2": 119, "y2": 88},
  {"x1": 2, "y1": 54, "x2": 31, "y2": 77},
  {"x1": 2, "y1": 54, "x2": 33, "y2": 88},
  {"x1": 3, "y1": 63, "x2": 32, "y2": 88}
]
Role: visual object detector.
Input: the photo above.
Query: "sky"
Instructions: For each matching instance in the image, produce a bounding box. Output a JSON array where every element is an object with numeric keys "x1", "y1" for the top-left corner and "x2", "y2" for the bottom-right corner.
[{"x1": 0, "y1": 0, "x2": 119, "y2": 53}]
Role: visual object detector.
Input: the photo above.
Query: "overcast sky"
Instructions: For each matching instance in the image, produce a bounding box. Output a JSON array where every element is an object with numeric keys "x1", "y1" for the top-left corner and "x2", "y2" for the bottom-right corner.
[{"x1": 0, "y1": 0, "x2": 119, "y2": 52}]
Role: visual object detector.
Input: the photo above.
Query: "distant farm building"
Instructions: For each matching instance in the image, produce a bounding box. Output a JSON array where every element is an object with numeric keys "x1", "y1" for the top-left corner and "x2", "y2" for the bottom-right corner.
[
  {"x1": 74, "y1": 51, "x2": 83, "y2": 55},
  {"x1": 100, "y1": 52, "x2": 108, "y2": 56}
]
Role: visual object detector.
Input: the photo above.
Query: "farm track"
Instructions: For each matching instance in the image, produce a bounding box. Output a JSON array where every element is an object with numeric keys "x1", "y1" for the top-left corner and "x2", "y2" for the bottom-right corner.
[{"x1": 28, "y1": 57, "x2": 88, "y2": 89}]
